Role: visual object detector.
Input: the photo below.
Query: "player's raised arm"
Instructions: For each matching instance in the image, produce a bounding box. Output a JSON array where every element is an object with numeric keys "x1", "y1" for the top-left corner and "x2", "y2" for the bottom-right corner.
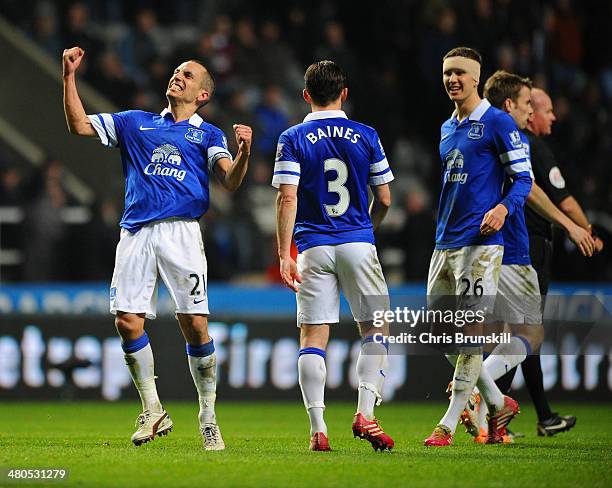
[
  {"x1": 62, "y1": 47, "x2": 96, "y2": 137},
  {"x1": 275, "y1": 184, "x2": 301, "y2": 292},
  {"x1": 369, "y1": 184, "x2": 391, "y2": 231},
  {"x1": 527, "y1": 182, "x2": 595, "y2": 256},
  {"x1": 214, "y1": 124, "x2": 252, "y2": 191}
]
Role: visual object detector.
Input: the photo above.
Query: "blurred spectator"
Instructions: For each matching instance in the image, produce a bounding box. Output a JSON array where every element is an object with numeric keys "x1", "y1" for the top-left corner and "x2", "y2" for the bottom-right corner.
[
  {"x1": 464, "y1": 0, "x2": 499, "y2": 68},
  {"x1": 0, "y1": 165, "x2": 24, "y2": 205},
  {"x1": 30, "y1": 2, "x2": 62, "y2": 58},
  {"x1": 91, "y1": 51, "x2": 136, "y2": 108},
  {"x1": 21, "y1": 159, "x2": 70, "y2": 281},
  {"x1": 64, "y1": 199, "x2": 118, "y2": 281},
  {"x1": 216, "y1": 90, "x2": 259, "y2": 156},
  {"x1": 119, "y1": 8, "x2": 164, "y2": 84},
  {"x1": 61, "y1": 2, "x2": 103, "y2": 80},
  {"x1": 233, "y1": 19, "x2": 260, "y2": 86},
  {"x1": 315, "y1": 21, "x2": 358, "y2": 84},
  {"x1": 254, "y1": 85, "x2": 290, "y2": 157},
  {"x1": 258, "y1": 20, "x2": 301, "y2": 89},
  {"x1": 549, "y1": 0, "x2": 585, "y2": 90},
  {"x1": 396, "y1": 185, "x2": 435, "y2": 282},
  {"x1": 419, "y1": 5, "x2": 457, "y2": 86},
  {"x1": 286, "y1": 7, "x2": 313, "y2": 65},
  {"x1": 209, "y1": 15, "x2": 235, "y2": 81}
]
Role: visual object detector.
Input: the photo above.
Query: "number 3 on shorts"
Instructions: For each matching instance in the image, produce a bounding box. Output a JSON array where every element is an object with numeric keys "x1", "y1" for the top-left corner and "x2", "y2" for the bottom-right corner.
[{"x1": 324, "y1": 158, "x2": 350, "y2": 217}]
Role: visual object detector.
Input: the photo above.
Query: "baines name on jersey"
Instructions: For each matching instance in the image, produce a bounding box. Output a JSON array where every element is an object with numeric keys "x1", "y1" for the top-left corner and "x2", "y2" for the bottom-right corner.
[{"x1": 306, "y1": 125, "x2": 361, "y2": 144}]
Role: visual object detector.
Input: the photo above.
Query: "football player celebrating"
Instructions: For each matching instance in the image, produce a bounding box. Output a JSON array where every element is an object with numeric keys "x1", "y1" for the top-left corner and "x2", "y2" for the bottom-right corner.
[
  {"x1": 63, "y1": 46, "x2": 252, "y2": 450},
  {"x1": 424, "y1": 48, "x2": 532, "y2": 446},
  {"x1": 274, "y1": 61, "x2": 394, "y2": 451}
]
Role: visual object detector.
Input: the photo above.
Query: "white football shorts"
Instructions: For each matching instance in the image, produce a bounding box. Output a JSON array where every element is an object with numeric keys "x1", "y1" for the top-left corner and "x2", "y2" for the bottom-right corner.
[
  {"x1": 110, "y1": 218, "x2": 209, "y2": 319},
  {"x1": 296, "y1": 242, "x2": 389, "y2": 326},
  {"x1": 427, "y1": 245, "x2": 504, "y2": 314},
  {"x1": 494, "y1": 264, "x2": 542, "y2": 324}
]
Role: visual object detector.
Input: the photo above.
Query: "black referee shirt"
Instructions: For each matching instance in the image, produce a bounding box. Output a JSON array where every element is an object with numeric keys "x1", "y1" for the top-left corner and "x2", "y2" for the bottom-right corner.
[{"x1": 525, "y1": 131, "x2": 572, "y2": 240}]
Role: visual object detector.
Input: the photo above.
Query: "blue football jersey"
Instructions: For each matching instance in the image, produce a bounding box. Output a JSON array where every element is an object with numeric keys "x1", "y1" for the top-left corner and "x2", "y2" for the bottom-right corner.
[
  {"x1": 271, "y1": 110, "x2": 394, "y2": 253},
  {"x1": 436, "y1": 99, "x2": 532, "y2": 249},
  {"x1": 88, "y1": 109, "x2": 231, "y2": 232},
  {"x1": 501, "y1": 130, "x2": 534, "y2": 265}
]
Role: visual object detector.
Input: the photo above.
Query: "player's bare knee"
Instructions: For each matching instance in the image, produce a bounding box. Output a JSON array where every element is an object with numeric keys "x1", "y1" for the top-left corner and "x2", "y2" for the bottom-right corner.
[
  {"x1": 300, "y1": 324, "x2": 329, "y2": 349},
  {"x1": 512, "y1": 324, "x2": 544, "y2": 352},
  {"x1": 115, "y1": 312, "x2": 145, "y2": 341},
  {"x1": 358, "y1": 320, "x2": 388, "y2": 338},
  {"x1": 177, "y1": 313, "x2": 210, "y2": 344}
]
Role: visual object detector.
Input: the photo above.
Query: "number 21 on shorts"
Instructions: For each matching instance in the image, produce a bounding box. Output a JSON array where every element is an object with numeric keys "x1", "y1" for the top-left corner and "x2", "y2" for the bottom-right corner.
[{"x1": 189, "y1": 273, "x2": 206, "y2": 297}]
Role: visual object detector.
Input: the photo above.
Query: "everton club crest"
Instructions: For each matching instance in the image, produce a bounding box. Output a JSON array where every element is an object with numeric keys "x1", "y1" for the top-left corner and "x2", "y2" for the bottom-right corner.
[
  {"x1": 468, "y1": 122, "x2": 484, "y2": 139},
  {"x1": 185, "y1": 128, "x2": 204, "y2": 144}
]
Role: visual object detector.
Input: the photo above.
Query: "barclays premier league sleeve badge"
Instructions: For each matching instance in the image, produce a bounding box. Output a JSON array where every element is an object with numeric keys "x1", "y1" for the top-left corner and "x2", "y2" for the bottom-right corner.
[{"x1": 509, "y1": 130, "x2": 523, "y2": 148}]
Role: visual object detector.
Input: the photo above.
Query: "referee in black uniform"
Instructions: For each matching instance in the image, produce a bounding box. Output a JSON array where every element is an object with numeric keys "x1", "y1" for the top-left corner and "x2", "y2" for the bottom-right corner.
[{"x1": 496, "y1": 87, "x2": 604, "y2": 436}]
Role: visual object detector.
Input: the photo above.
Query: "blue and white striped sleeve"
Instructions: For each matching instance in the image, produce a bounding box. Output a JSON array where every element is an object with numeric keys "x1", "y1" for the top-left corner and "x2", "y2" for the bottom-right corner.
[
  {"x1": 494, "y1": 118, "x2": 533, "y2": 216},
  {"x1": 271, "y1": 132, "x2": 300, "y2": 188},
  {"x1": 499, "y1": 147, "x2": 532, "y2": 176},
  {"x1": 87, "y1": 113, "x2": 120, "y2": 148},
  {"x1": 207, "y1": 128, "x2": 232, "y2": 172},
  {"x1": 368, "y1": 131, "x2": 394, "y2": 186}
]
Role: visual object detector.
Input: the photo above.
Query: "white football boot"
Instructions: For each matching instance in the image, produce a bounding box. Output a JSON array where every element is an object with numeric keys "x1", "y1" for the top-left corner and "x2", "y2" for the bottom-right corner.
[
  {"x1": 131, "y1": 409, "x2": 173, "y2": 446},
  {"x1": 202, "y1": 423, "x2": 225, "y2": 451}
]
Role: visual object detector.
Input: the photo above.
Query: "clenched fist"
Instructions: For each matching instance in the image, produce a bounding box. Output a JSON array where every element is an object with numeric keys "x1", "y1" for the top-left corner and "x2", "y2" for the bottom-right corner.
[
  {"x1": 233, "y1": 124, "x2": 252, "y2": 155},
  {"x1": 63, "y1": 47, "x2": 84, "y2": 77}
]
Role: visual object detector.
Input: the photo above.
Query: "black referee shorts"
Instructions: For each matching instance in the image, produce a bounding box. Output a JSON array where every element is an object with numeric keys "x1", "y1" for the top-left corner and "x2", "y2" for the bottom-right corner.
[{"x1": 529, "y1": 236, "x2": 553, "y2": 297}]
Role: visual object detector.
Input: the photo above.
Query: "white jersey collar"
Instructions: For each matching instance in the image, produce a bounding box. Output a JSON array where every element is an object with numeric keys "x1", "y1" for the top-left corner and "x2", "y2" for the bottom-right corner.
[
  {"x1": 469, "y1": 98, "x2": 491, "y2": 121},
  {"x1": 160, "y1": 108, "x2": 203, "y2": 127},
  {"x1": 451, "y1": 98, "x2": 491, "y2": 123},
  {"x1": 303, "y1": 110, "x2": 348, "y2": 122}
]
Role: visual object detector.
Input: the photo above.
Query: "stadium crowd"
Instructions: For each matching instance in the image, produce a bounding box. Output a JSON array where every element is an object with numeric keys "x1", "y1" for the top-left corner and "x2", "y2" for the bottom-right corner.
[{"x1": 1, "y1": 0, "x2": 610, "y2": 283}]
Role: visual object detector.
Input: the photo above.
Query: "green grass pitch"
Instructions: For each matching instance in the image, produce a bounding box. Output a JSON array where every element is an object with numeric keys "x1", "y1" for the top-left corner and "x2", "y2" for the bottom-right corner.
[{"x1": 2, "y1": 401, "x2": 611, "y2": 487}]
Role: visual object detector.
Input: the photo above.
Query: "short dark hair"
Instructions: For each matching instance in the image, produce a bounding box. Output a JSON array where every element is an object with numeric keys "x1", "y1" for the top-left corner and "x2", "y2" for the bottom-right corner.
[
  {"x1": 443, "y1": 46, "x2": 482, "y2": 65},
  {"x1": 483, "y1": 70, "x2": 533, "y2": 108},
  {"x1": 304, "y1": 60, "x2": 347, "y2": 107},
  {"x1": 187, "y1": 59, "x2": 216, "y2": 106}
]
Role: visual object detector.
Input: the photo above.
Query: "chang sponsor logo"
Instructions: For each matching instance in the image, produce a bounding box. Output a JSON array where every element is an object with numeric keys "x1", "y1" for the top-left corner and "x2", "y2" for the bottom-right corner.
[
  {"x1": 443, "y1": 149, "x2": 468, "y2": 184},
  {"x1": 144, "y1": 144, "x2": 187, "y2": 181}
]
